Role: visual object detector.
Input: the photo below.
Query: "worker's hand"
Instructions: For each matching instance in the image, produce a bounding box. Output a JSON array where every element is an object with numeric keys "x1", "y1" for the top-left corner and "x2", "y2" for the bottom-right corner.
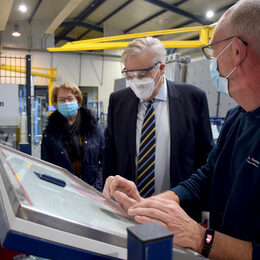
[
  {"x1": 103, "y1": 175, "x2": 143, "y2": 212},
  {"x1": 128, "y1": 196, "x2": 204, "y2": 252}
]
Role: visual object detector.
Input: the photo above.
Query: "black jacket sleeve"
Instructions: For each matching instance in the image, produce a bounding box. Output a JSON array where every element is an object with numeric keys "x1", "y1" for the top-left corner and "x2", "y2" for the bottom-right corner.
[{"x1": 102, "y1": 93, "x2": 118, "y2": 185}]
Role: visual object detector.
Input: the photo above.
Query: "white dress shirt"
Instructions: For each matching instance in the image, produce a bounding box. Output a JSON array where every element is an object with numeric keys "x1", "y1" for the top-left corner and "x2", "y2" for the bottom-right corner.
[{"x1": 136, "y1": 76, "x2": 171, "y2": 194}]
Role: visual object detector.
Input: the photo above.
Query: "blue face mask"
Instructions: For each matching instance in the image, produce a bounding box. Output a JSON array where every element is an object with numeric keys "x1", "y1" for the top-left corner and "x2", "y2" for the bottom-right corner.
[
  {"x1": 209, "y1": 41, "x2": 236, "y2": 96},
  {"x1": 57, "y1": 101, "x2": 79, "y2": 118},
  {"x1": 210, "y1": 58, "x2": 229, "y2": 95}
]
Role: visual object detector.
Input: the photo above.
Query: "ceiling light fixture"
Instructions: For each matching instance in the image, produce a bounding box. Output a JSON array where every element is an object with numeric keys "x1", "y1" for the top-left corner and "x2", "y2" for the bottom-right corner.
[
  {"x1": 206, "y1": 10, "x2": 214, "y2": 18},
  {"x1": 12, "y1": 24, "x2": 21, "y2": 37},
  {"x1": 19, "y1": 4, "x2": 27, "y2": 13}
]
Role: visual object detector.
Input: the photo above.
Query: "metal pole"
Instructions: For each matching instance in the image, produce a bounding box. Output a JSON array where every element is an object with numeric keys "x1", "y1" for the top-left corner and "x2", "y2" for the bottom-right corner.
[
  {"x1": 26, "y1": 55, "x2": 32, "y2": 155},
  {"x1": 216, "y1": 92, "x2": 221, "y2": 117}
]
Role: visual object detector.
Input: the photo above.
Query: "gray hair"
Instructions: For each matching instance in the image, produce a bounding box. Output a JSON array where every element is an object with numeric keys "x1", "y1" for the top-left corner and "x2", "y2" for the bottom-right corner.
[
  {"x1": 121, "y1": 37, "x2": 166, "y2": 64},
  {"x1": 228, "y1": 0, "x2": 260, "y2": 56}
]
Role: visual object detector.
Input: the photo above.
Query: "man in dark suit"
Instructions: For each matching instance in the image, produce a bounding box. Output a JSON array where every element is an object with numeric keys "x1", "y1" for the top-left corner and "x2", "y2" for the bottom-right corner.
[{"x1": 103, "y1": 37, "x2": 213, "y2": 217}]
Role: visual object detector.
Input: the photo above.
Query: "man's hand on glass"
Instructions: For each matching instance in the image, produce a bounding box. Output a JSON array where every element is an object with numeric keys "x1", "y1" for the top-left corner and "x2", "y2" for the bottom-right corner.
[
  {"x1": 128, "y1": 196, "x2": 205, "y2": 251},
  {"x1": 103, "y1": 175, "x2": 204, "y2": 252},
  {"x1": 103, "y1": 175, "x2": 144, "y2": 212}
]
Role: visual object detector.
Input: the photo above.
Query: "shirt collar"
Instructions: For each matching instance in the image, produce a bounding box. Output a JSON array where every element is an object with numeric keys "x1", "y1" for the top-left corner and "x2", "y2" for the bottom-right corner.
[
  {"x1": 247, "y1": 106, "x2": 260, "y2": 120},
  {"x1": 155, "y1": 76, "x2": 167, "y2": 101},
  {"x1": 239, "y1": 106, "x2": 260, "y2": 120}
]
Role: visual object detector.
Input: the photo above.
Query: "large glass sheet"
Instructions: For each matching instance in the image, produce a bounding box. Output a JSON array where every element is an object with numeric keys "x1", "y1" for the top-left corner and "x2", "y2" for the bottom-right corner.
[{"x1": 0, "y1": 144, "x2": 136, "y2": 248}]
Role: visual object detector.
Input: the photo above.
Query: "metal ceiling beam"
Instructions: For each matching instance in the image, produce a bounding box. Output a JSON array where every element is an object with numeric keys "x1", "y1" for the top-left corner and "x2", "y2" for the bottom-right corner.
[
  {"x1": 55, "y1": 0, "x2": 106, "y2": 44},
  {"x1": 28, "y1": 0, "x2": 43, "y2": 23},
  {"x1": 45, "y1": 0, "x2": 83, "y2": 34},
  {"x1": 97, "y1": 0, "x2": 134, "y2": 26},
  {"x1": 48, "y1": 25, "x2": 215, "y2": 52},
  {"x1": 125, "y1": 9, "x2": 166, "y2": 34},
  {"x1": 77, "y1": 0, "x2": 106, "y2": 20},
  {"x1": 125, "y1": 1, "x2": 234, "y2": 35},
  {"x1": 61, "y1": 21, "x2": 103, "y2": 33},
  {"x1": 124, "y1": 0, "x2": 189, "y2": 33},
  {"x1": 63, "y1": 36, "x2": 75, "y2": 42},
  {"x1": 59, "y1": 25, "x2": 206, "y2": 44},
  {"x1": 170, "y1": 2, "x2": 237, "y2": 34},
  {"x1": 216, "y1": 2, "x2": 236, "y2": 14},
  {"x1": 144, "y1": 0, "x2": 210, "y2": 25},
  {"x1": 165, "y1": 2, "x2": 236, "y2": 50},
  {"x1": 77, "y1": 0, "x2": 134, "y2": 41}
]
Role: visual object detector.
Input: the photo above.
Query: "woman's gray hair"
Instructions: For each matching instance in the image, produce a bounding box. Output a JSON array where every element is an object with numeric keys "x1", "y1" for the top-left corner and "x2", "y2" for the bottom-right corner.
[
  {"x1": 229, "y1": 0, "x2": 260, "y2": 56},
  {"x1": 121, "y1": 37, "x2": 166, "y2": 64}
]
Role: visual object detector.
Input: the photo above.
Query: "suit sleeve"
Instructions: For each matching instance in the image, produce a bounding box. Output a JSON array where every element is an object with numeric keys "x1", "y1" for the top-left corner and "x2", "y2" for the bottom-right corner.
[
  {"x1": 173, "y1": 89, "x2": 214, "y2": 208},
  {"x1": 194, "y1": 91, "x2": 214, "y2": 169},
  {"x1": 102, "y1": 93, "x2": 118, "y2": 185}
]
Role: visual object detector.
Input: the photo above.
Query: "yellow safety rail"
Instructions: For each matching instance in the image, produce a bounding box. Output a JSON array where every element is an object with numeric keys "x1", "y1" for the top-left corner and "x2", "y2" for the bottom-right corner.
[
  {"x1": 0, "y1": 64, "x2": 57, "y2": 113},
  {"x1": 0, "y1": 65, "x2": 56, "y2": 79},
  {"x1": 48, "y1": 25, "x2": 215, "y2": 52}
]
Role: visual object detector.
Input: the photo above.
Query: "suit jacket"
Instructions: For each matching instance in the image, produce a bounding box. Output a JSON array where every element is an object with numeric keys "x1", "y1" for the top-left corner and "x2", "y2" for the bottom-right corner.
[{"x1": 103, "y1": 79, "x2": 214, "y2": 189}]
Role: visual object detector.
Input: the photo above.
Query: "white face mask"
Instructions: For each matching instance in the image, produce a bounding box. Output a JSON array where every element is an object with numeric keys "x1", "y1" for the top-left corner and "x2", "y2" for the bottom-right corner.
[{"x1": 127, "y1": 66, "x2": 161, "y2": 100}]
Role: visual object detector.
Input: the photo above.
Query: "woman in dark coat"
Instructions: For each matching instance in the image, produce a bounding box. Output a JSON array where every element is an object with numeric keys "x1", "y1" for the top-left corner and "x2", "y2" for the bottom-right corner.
[{"x1": 41, "y1": 82, "x2": 104, "y2": 191}]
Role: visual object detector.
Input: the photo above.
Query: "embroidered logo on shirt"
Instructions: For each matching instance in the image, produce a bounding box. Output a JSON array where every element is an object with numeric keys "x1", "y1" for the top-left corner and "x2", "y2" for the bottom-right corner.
[{"x1": 247, "y1": 156, "x2": 259, "y2": 168}]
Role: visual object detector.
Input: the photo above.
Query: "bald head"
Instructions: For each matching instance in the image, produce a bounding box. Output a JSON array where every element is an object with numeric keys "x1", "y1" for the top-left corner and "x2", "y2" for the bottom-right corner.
[{"x1": 215, "y1": 0, "x2": 260, "y2": 57}]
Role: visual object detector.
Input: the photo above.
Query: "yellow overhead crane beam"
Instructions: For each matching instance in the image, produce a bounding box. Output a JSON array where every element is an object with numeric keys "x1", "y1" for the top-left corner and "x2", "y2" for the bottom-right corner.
[
  {"x1": 0, "y1": 65, "x2": 57, "y2": 113},
  {"x1": 48, "y1": 25, "x2": 215, "y2": 52},
  {"x1": 0, "y1": 65, "x2": 56, "y2": 79}
]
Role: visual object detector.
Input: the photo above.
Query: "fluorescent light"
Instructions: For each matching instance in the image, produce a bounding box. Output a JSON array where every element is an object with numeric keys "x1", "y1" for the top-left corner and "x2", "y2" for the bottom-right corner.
[
  {"x1": 12, "y1": 24, "x2": 21, "y2": 37},
  {"x1": 19, "y1": 4, "x2": 27, "y2": 13},
  {"x1": 12, "y1": 31, "x2": 21, "y2": 37},
  {"x1": 206, "y1": 10, "x2": 214, "y2": 18}
]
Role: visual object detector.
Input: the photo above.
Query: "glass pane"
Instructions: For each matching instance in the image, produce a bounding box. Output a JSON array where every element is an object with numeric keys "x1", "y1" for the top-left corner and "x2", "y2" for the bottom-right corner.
[{"x1": 0, "y1": 144, "x2": 136, "y2": 246}]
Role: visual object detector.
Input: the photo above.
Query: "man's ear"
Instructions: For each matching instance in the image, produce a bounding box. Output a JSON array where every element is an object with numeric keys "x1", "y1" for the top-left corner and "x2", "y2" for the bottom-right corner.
[
  {"x1": 232, "y1": 37, "x2": 247, "y2": 67},
  {"x1": 160, "y1": 63, "x2": 166, "y2": 74}
]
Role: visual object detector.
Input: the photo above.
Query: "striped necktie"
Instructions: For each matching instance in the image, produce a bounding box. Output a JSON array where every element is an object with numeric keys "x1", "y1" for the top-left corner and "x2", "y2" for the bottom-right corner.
[{"x1": 137, "y1": 100, "x2": 156, "y2": 198}]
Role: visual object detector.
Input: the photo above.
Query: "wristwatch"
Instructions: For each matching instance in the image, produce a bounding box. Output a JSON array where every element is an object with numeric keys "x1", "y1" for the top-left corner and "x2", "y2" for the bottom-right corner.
[{"x1": 201, "y1": 228, "x2": 215, "y2": 258}]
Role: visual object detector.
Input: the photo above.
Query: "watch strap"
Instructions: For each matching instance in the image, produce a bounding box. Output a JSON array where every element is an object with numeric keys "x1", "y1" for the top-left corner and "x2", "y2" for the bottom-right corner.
[{"x1": 201, "y1": 228, "x2": 215, "y2": 258}]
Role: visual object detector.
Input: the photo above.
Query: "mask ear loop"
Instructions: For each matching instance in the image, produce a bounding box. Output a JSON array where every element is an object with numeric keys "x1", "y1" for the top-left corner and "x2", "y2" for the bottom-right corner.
[
  {"x1": 216, "y1": 40, "x2": 234, "y2": 59},
  {"x1": 214, "y1": 41, "x2": 234, "y2": 78},
  {"x1": 153, "y1": 64, "x2": 164, "y2": 89},
  {"x1": 151, "y1": 64, "x2": 160, "y2": 80},
  {"x1": 226, "y1": 39, "x2": 247, "y2": 79}
]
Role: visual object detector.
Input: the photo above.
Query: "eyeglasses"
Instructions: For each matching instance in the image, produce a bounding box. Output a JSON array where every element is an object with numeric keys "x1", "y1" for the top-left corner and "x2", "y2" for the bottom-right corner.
[
  {"x1": 122, "y1": 62, "x2": 161, "y2": 79},
  {"x1": 57, "y1": 95, "x2": 76, "y2": 103},
  {"x1": 202, "y1": 36, "x2": 248, "y2": 60}
]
